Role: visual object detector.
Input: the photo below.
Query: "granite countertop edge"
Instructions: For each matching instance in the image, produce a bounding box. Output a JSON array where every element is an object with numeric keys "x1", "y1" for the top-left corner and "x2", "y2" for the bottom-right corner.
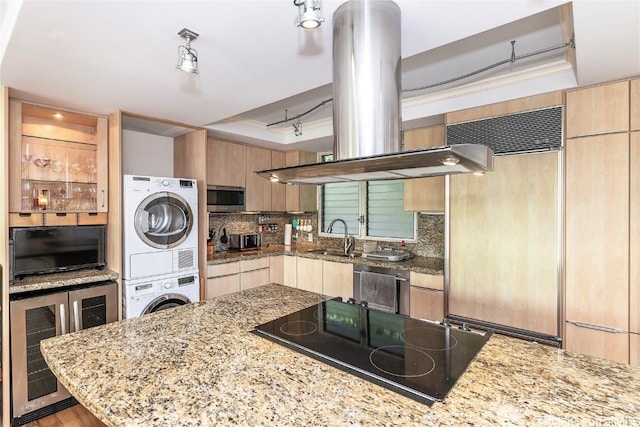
[{"x1": 208, "y1": 244, "x2": 444, "y2": 275}]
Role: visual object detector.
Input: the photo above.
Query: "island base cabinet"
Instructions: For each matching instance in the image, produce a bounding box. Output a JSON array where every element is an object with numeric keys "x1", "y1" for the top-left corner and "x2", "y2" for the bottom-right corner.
[{"x1": 565, "y1": 322, "x2": 629, "y2": 364}]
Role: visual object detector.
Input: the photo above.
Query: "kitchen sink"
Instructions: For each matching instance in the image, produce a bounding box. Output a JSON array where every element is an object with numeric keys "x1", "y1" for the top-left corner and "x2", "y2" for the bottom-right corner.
[{"x1": 306, "y1": 249, "x2": 361, "y2": 258}]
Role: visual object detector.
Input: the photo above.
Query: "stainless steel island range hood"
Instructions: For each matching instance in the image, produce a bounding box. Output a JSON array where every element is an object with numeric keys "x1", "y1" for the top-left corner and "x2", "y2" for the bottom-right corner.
[{"x1": 256, "y1": 0, "x2": 493, "y2": 185}]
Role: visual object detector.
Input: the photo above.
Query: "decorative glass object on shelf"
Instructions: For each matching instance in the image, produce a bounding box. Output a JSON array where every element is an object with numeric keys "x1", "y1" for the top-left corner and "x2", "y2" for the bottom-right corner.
[{"x1": 19, "y1": 104, "x2": 99, "y2": 212}]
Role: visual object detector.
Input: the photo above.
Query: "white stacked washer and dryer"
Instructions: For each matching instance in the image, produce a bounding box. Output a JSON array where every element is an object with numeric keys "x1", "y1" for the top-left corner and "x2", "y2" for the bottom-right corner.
[{"x1": 122, "y1": 175, "x2": 200, "y2": 318}]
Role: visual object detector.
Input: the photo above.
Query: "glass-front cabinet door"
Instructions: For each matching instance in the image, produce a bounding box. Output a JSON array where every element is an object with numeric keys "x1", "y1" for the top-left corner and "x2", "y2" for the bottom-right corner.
[
  {"x1": 68, "y1": 283, "x2": 117, "y2": 332},
  {"x1": 10, "y1": 292, "x2": 71, "y2": 418},
  {"x1": 8, "y1": 100, "x2": 108, "y2": 215}
]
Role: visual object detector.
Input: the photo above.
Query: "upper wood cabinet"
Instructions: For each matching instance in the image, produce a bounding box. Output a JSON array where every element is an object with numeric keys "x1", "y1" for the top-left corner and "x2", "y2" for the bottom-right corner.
[
  {"x1": 565, "y1": 81, "x2": 630, "y2": 138},
  {"x1": 632, "y1": 79, "x2": 640, "y2": 131},
  {"x1": 245, "y1": 146, "x2": 272, "y2": 211},
  {"x1": 8, "y1": 100, "x2": 108, "y2": 221},
  {"x1": 206, "y1": 138, "x2": 246, "y2": 187},
  {"x1": 403, "y1": 125, "x2": 444, "y2": 212},
  {"x1": 285, "y1": 151, "x2": 317, "y2": 212},
  {"x1": 271, "y1": 150, "x2": 286, "y2": 212}
]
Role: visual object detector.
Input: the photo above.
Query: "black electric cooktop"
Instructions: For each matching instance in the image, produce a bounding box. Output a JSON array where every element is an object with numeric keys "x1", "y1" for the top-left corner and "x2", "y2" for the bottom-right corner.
[{"x1": 253, "y1": 299, "x2": 492, "y2": 405}]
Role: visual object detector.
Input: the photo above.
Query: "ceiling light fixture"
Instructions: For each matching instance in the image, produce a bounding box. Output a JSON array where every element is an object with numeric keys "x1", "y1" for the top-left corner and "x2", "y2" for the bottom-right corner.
[
  {"x1": 440, "y1": 156, "x2": 460, "y2": 166},
  {"x1": 294, "y1": 0, "x2": 324, "y2": 29},
  {"x1": 176, "y1": 28, "x2": 199, "y2": 74}
]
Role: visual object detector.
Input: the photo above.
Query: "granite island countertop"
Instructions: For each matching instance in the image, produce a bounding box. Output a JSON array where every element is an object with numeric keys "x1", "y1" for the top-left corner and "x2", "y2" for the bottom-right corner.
[{"x1": 41, "y1": 284, "x2": 640, "y2": 426}]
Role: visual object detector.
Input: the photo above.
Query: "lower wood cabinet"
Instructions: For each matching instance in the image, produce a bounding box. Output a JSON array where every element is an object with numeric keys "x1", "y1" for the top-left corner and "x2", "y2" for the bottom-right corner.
[
  {"x1": 240, "y1": 258, "x2": 270, "y2": 291},
  {"x1": 410, "y1": 287, "x2": 444, "y2": 322},
  {"x1": 564, "y1": 321, "x2": 629, "y2": 364},
  {"x1": 409, "y1": 272, "x2": 444, "y2": 321},
  {"x1": 283, "y1": 256, "x2": 297, "y2": 288},
  {"x1": 322, "y1": 261, "x2": 353, "y2": 301},
  {"x1": 296, "y1": 257, "x2": 323, "y2": 293},
  {"x1": 205, "y1": 262, "x2": 240, "y2": 299},
  {"x1": 631, "y1": 334, "x2": 640, "y2": 367},
  {"x1": 269, "y1": 255, "x2": 284, "y2": 285}
]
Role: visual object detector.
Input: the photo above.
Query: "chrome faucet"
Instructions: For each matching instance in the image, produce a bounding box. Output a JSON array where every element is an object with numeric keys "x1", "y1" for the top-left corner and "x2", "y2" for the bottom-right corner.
[{"x1": 327, "y1": 218, "x2": 355, "y2": 256}]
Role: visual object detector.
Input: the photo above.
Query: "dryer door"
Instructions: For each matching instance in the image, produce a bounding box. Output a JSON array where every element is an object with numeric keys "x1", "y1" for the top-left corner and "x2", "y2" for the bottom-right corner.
[
  {"x1": 142, "y1": 293, "x2": 191, "y2": 315},
  {"x1": 134, "y1": 191, "x2": 194, "y2": 249}
]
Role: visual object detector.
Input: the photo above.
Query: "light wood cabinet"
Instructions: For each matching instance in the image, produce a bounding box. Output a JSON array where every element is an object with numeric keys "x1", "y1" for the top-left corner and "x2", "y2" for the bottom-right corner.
[
  {"x1": 630, "y1": 132, "x2": 640, "y2": 334},
  {"x1": 410, "y1": 287, "x2": 444, "y2": 322},
  {"x1": 296, "y1": 256, "x2": 322, "y2": 293},
  {"x1": 409, "y1": 272, "x2": 444, "y2": 322},
  {"x1": 403, "y1": 125, "x2": 445, "y2": 212},
  {"x1": 269, "y1": 255, "x2": 284, "y2": 285},
  {"x1": 632, "y1": 79, "x2": 640, "y2": 131},
  {"x1": 245, "y1": 146, "x2": 272, "y2": 211},
  {"x1": 285, "y1": 151, "x2": 317, "y2": 212},
  {"x1": 565, "y1": 81, "x2": 630, "y2": 138},
  {"x1": 565, "y1": 322, "x2": 628, "y2": 364},
  {"x1": 9, "y1": 211, "x2": 108, "y2": 227},
  {"x1": 565, "y1": 133, "x2": 629, "y2": 333},
  {"x1": 240, "y1": 257, "x2": 270, "y2": 290},
  {"x1": 283, "y1": 256, "x2": 297, "y2": 288},
  {"x1": 205, "y1": 262, "x2": 240, "y2": 299},
  {"x1": 9, "y1": 100, "x2": 108, "y2": 217},
  {"x1": 410, "y1": 272, "x2": 443, "y2": 290},
  {"x1": 271, "y1": 151, "x2": 286, "y2": 212},
  {"x1": 449, "y1": 152, "x2": 559, "y2": 336},
  {"x1": 631, "y1": 334, "x2": 640, "y2": 367},
  {"x1": 322, "y1": 261, "x2": 353, "y2": 301},
  {"x1": 206, "y1": 138, "x2": 246, "y2": 187}
]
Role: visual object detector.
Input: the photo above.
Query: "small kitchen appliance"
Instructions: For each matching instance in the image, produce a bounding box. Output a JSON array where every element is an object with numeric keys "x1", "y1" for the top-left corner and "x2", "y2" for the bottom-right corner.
[
  {"x1": 229, "y1": 233, "x2": 261, "y2": 251},
  {"x1": 253, "y1": 299, "x2": 492, "y2": 405}
]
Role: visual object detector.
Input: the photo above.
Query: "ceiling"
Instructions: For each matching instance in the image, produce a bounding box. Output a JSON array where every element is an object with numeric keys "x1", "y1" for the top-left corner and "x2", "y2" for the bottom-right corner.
[{"x1": 1, "y1": 1, "x2": 638, "y2": 154}]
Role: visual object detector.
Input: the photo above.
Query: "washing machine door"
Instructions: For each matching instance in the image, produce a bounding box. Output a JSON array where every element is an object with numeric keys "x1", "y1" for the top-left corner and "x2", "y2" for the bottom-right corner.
[
  {"x1": 142, "y1": 293, "x2": 191, "y2": 315},
  {"x1": 134, "y1": 191, "x2": 193, "y2": 249}
]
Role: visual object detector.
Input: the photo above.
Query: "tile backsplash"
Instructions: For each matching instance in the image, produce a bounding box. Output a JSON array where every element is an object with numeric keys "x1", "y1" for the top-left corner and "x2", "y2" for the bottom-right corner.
[{"x1": 209, "y1": 213, "x2": 444, "y2": 258}]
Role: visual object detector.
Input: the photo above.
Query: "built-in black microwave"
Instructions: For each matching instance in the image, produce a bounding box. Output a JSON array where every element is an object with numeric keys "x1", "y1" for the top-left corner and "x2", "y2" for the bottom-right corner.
[
  {"x1": 207, "y1": 185, "x2": 246, "y2": 212},
  {"x1": 9, "y1": 225, "x2": 106, "y2": 283}
]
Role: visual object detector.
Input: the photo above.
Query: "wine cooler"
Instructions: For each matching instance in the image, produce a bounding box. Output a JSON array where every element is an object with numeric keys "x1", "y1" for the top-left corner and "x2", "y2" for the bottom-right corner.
[{"x1": 10, "y1": 281, "x2": 117, "y2": 424}]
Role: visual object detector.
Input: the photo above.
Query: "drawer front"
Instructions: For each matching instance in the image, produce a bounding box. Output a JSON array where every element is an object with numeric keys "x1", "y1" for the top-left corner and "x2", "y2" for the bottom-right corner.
[
  {"x1": 9, "y1": 213, "x2": 43, "y2": 227},
  {"x1": 410, "y1": 272, "x2": 444, "y2": 291},
  {"x1": 44, "y1": 212, "x2": 77, "y2": 226},
  {"x1": 207, "y1": 262, "x2": 240, "y2": 278},
  {"x1": 240, "y1": 257, "x2": 270, "y2": 272},
  {"x1": 77, "y1": 212, "x2": 107, "y2": 225}
]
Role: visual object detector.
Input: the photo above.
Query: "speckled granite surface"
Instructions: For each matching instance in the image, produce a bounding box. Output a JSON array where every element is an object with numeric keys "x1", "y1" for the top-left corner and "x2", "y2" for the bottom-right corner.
[
  {"x1": 9, "y1": 268, "x2": 119, "y2": 294},
  {"x1": 42, "y1": 284, "x2": 640, "y2": 427},
  {"x1": 209, "y1": 244, "x2": 444, "y2": 275}
]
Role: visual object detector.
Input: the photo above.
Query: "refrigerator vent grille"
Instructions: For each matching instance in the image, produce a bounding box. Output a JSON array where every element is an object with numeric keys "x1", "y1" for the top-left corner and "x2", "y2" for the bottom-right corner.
[{"x1": 447, "y1": 106, "x2": 563, "y2": 154}]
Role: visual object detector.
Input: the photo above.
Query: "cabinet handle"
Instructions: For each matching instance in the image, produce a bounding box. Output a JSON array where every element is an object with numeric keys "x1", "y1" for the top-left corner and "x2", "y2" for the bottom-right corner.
[
  {"x1": 100, "y1": 190, "x2": 105, "y2": 208},
  {"x1": 55, "y1": 213, "x2": 67, "y2": 217},
  {"x1": 566, "y1": 320, "x2": 626, "y2": 334},
  {"x1": 18, "y1": 213, "x2": 31, "y2": 217},
  {"x1": 60, "y1": 304, "x2": 66, "y2": 335},
  {"x1": 73, "y1": 300, "x2": 80, "y2": 332}
]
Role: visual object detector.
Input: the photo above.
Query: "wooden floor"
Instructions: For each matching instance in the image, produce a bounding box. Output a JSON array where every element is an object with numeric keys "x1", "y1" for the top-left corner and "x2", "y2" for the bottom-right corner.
[{"x1": 24, "y1": 404, "x2": 106, "y2": 427}]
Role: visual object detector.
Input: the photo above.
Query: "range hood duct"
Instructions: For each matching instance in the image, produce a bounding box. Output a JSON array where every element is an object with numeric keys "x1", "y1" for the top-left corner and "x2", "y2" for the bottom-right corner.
[{"x1": 256, "y1": 0, "x2": 494, "y2": 185}]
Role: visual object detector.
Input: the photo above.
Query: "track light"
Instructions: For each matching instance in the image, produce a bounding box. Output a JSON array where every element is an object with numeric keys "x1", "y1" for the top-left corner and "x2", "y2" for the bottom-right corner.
[
  {"x1": 176, "y1": 28, "x2": 199, "y2": 74},
  {"x1": 294, "y1": 0, "x2": 324, "y2": 29}
]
